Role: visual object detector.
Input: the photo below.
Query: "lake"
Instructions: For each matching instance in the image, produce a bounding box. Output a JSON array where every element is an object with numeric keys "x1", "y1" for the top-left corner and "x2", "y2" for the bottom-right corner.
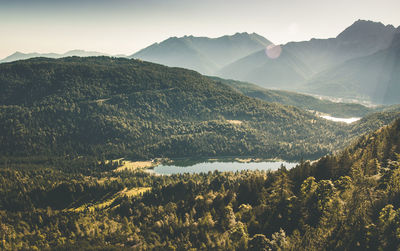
[
  {"x1": 321, "y1": 115, "x2": 361, "y2": 124},
  {"x1": 147, "y1": 161, "x2": 298, "y2": 175}
]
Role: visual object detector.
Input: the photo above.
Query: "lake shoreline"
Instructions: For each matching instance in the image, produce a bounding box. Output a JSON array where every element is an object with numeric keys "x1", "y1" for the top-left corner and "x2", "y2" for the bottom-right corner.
[{"x1": 146, "y1": 160, "x2": 299, "y2": 175}]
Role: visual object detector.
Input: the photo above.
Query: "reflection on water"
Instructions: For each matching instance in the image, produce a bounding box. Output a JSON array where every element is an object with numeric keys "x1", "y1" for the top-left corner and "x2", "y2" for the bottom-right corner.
[{"x1": 149, "y1": 161, "x2": 298, "y2": 175}]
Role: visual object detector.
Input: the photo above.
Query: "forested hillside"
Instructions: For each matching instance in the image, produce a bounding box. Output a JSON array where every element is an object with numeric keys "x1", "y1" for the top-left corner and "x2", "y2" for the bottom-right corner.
[
  {"x1": 1, "y1": 117, "x2": 399, "y2": 250},
  {"x1": 2, "y1": 57, "x2": 398, "y2": 161}
]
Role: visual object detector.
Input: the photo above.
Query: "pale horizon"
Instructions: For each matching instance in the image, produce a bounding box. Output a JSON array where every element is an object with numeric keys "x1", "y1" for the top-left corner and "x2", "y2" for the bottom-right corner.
[{"x1": 1, "y1": 0, "x2": 400, "y2": 59}]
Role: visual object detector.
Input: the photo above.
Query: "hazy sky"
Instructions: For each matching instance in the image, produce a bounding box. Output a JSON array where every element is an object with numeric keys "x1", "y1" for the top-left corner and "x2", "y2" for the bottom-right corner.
[{"x1": 1, "y1": 0, "x2": 400, "y2": 59}]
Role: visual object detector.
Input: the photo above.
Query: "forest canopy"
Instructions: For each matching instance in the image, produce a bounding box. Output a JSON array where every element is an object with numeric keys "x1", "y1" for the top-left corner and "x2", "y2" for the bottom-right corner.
[
  {"x1": 0, "y1": 57, "x2": 398, "y2": 161},
  {"x1": 0, "y1": 118, "x2": 399, "y2": 250}
]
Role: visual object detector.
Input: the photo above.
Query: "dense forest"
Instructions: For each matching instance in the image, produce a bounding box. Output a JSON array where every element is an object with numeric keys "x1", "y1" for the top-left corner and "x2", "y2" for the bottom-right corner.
[
  {"x1": 1, "y1": 57, "x2": 400, "y2": 250},
  {"x1": 0, "y1": 57, "x2": 399, "y2": 161},
  {"x1": 0, "y1": 117, "x2": 399, "y2": 250}
]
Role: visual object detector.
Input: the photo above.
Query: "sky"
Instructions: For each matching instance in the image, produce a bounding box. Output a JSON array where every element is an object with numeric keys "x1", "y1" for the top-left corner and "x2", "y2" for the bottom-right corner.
[{"x1": 1, "y1": 0, "x2": 400, "y2": 59}]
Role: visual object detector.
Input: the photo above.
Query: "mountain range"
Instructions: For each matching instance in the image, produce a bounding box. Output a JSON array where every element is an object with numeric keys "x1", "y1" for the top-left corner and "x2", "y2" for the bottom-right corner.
[
  {"x1": 217, "y1": 20, "x2": 400, "y2": 104},
  {"x1": 132, "y1": 20, "x2": 400, "y2": 105},
  {"x1": 1, "y1": 20, "x2": 399, "y2": 105},
  {"x1": 0, "y1": 50, "x2": 116, "y2": 63},
  {"x1": 304, "y1": 29, "x2": 400, "y2": 104},
  {"x1": 130, "y1": 32, "x2": 272, "y2": 75}
]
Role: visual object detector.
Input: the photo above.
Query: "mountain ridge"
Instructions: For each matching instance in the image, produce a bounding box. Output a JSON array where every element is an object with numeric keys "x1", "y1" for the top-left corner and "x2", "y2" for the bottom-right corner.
[
  {"x1": 131, "y1": 32, "x2": 272, "y2": 74},
  {"x1": 216, "y1": 20, "x2": 400, "y2": 103},
  {"x1": 302, "y1": 28, "x2": 400, "y2": 104},
  {"x1": 217, "y1": 45, "x2": 312, "y2": 89},
  {"x1": 0, "y1": 50, "x2": 118, "y2": 63}
]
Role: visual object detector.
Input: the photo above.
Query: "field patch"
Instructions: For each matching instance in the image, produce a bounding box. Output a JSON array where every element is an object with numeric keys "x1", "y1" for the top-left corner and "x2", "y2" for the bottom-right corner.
[
  {"x1": 114, "y1": 160, "x2": 157, "y2": 172},
  {"x1": 227, "y1": 120, "x2": 243, "y2": 125},
  {"x1": 69, "y1": 187, "x2": 152, "y2": 212}
]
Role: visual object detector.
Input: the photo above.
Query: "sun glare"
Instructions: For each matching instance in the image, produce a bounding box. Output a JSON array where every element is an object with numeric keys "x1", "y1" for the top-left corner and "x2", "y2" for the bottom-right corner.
[{"x1": 265, "y1": 44, "x2": 282, "y2": 59}]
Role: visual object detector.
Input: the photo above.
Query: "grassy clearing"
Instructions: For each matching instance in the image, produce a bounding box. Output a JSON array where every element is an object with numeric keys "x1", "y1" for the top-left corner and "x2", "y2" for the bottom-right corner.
[
  {"x1": 96, "y1": 177, "x2": 118, "y2": 184},
  {"x1": 227, "y1": 120, "x2": 243, "y2": 125},
  {"x1": 100, "y1": 158, "x2": 124, "y2": 165},
  {"x1": 69, "y1": 187, "x2": 151, "y2": 212},
  {"x1": 114, "y1": 160, "x2": 157, "y2": 172},
  {"x1": 122, "y1": 187, "x2": 152, "y2": 197}
]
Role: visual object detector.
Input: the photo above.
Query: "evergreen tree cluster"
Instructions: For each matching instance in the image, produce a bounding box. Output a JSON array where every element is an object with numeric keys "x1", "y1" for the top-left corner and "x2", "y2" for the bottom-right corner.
[{"x1": 0, "y1": 118, "x2": 399, "y2": 250}]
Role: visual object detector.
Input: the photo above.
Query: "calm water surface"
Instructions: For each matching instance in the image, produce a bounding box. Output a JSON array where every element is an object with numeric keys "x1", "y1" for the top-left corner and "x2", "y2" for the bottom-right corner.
[
  {"x1": 149, "y1": 161, "x2": 298, "y2": 175},
  {"x1": 321, "y1": 115, "x2": 361, "y2": 124}
]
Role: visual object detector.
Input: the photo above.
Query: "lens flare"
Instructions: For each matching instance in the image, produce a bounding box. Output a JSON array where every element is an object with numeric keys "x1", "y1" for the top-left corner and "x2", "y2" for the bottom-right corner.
[{"x1": 265, "y1": 44, "x2": 282, "y2": 59}]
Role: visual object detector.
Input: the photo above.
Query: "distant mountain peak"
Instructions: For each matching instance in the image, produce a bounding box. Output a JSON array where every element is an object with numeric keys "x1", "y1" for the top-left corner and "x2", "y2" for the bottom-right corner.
[
  {"x1": 230, "y1": 32, "x2": 264, "y2": 39},
  {"x1": 352, "y1": 19, "x2": 386, "y2": 26},
  {"x1": 12, "y1": 51, "x2": 24, "y2": 55},
  {"x1": 337, "y1": 19, "x2": 396, "y2": 42},
  {"x1": 66, "y1": 49, "x2": 86, "y2": 53},
  {"x1": 162, "y1": 36, "x2": 185, "y2": 44},
  {"x1": 233, "y1": 32, "x2": 249, "y2": 36},
  {"x1": 131, "y1": 33, "x2": 272, "y2": 74}
]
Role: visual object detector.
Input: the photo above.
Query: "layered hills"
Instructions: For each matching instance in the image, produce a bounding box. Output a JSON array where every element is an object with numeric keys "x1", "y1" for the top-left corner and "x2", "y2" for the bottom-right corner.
[
  {"x1": 304, "y1": 30, "x2": 400, "y2": 104},
  {"x1": 286, "y1": 20, "x2": 397, "y2": 73},
  {"x1": 218, "y1": 20, "x2": 399, "y2": 94},
  {"x1": 0, "y1": 50, "x2": 113, "y2": 63},
  {"x1": 0, "y1": 50, "x2": 124, "y2": 63},
  {"x1": 129, "y1": 20, "x2": 400, "y2": 104}
]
